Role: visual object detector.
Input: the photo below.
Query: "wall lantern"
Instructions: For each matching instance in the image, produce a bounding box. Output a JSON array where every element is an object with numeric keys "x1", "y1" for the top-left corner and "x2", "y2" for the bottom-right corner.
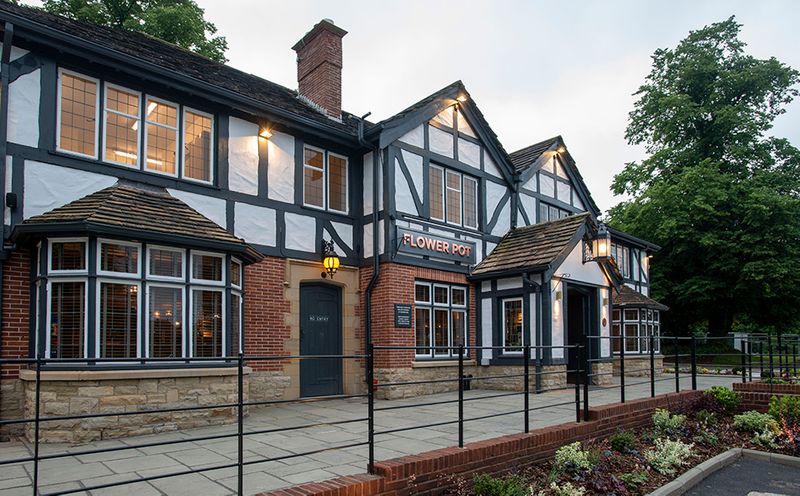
[
  {"x1": 456, "y1": 94, "x2": 468, "y2": 103},
  {"x1": 593, "y1": 223, "x2": 611, "y2": 260},
  {"x1": 321, "y1": 239, "x2": 340, "y2": 279},
  {"x1": 259, "y1": 128, "x2": 272, "y2": 139},
  {"x1": 556, "y1": 145, "x2": 566, "y2": 154}
]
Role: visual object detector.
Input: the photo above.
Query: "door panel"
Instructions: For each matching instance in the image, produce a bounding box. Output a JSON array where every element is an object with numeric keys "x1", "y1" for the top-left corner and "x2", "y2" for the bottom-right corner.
[{"x1": 300, "y1": 284, "x2": 343, "y2": 397}]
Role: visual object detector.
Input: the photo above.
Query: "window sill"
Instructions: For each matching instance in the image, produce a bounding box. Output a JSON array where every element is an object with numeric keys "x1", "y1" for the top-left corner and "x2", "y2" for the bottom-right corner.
[
  {"x1": 19, "y1": 366, "x2": 252, "y2": 382},
  {"x1": 412, "y1": 360, "x2": 476, "y2": 368}
]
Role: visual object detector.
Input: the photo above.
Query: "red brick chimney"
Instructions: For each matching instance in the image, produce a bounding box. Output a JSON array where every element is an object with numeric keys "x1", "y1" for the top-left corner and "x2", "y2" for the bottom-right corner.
[{"x1": 292, "y1": 19, "x2": 347, "y2": 120}]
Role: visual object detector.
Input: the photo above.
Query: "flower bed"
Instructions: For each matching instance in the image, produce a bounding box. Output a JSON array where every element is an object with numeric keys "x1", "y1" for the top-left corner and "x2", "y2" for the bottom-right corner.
[{"x1": 453, "y1": 387, "x2": 800, "y2": 496}]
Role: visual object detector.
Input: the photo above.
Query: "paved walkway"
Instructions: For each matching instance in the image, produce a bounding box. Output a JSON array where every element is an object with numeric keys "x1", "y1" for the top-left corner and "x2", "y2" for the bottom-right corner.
[{"x1": 0, "y1": 375, "x2": 739, "y2": 496}]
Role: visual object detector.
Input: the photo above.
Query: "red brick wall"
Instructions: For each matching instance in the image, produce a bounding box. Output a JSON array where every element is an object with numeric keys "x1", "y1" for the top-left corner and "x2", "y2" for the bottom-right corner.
[
  {"x1": 733, "y1": 382, "x2": 800, "y2": 396},
  {"x1": 294, "y1": 26, "x2": 344, "y2": 118},
  {"x1": 2, "y1": 250, "x2": 31, "y2": 379},
  {"x1": 360, "y1": 262, "x2": 478, "y2": 369},
  {"x1": 243, "y1": 256, "x2": 290, "y2": 371}
]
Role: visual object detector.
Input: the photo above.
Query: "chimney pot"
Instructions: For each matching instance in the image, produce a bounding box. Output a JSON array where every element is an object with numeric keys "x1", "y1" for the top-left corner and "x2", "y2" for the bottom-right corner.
[{"x1": 293, "y1": 19, "x2": 348, "y2": 119}]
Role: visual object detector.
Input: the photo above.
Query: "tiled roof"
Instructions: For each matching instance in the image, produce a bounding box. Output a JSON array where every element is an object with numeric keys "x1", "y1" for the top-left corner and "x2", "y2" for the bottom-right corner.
[
  {"x1": 508, "y1": 136, "x2": 560, "y2": 172},
  {"x1": 612, "y1": 285, "x2": 669, "y2": 311},
  {"x1": 471, "y1": 214, "x2": 590, "y2": 276},
  {"x1": 0, "y1": 2, "x2": 366, "y2": 136},
  {"x1": 17, "y1": 182, "x2": 261, "y2": 262}
]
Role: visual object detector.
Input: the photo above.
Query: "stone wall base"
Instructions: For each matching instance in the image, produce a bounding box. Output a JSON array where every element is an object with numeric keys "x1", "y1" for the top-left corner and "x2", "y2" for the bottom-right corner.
[
  {"x1": 612, "y1": 355, "x2": 664, "y2": 377},
  {"x1": 0, "y1": 379, "x2": 24, "y2": 440},
  {"x1": 592, "y1": 362, "x2": 614, "y2": 386}
]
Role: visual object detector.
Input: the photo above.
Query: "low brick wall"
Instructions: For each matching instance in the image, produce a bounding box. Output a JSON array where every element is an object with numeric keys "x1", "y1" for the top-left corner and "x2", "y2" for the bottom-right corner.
[
  {"x1": 20, "y1": 367, "x2": 250, "y2": 443},
  {"x1": 733, "y1": 382, "x2": 800, "y2": 395},
  {"x1": 258, "y1": 390, "x2": 704, "y2": 496}
]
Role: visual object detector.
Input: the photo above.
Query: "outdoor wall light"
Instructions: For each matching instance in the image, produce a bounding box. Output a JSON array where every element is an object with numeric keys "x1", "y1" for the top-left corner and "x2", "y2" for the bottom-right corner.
[
  {"x1": 557, "y1": 145, "x2": 566, "y2": 154},
  {"x1": 259, "y1": 127, "x2": 273, "y2": 139},
  {"x1": 456, "y1": 94, "x2": 468, "y2": 103},
  {"x1": 592, "y1": 223, "x2": 611, "y2": 261},
  {"x1": 321, "y1": 239, "x2": 340, "y2": 279}
]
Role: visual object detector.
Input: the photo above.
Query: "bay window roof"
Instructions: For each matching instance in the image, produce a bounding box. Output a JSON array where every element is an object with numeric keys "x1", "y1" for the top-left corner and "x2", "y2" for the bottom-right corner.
[
  {"x1": 612, "y1": 285, "x2": 669, "y2": 311},
  {"x1": 13, "y1": 181, "x2": 262, "y2": 263}
]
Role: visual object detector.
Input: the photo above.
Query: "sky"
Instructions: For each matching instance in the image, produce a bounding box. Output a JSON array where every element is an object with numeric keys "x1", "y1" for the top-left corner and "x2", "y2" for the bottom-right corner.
[{"x1": 30, "y1": 0, "x2": 800, "y2": 213}]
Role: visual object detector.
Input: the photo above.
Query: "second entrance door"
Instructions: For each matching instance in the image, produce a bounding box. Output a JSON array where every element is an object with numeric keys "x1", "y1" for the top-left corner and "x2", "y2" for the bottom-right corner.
[{"x1": 300, "y1": 283, "x2": 343, "y2": 397}]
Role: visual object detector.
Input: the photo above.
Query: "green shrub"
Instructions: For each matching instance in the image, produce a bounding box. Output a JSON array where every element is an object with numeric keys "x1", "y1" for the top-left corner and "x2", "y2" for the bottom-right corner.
[
  {"x1": 553, "y1": 442, "x2": 595, "y2": 473},
  {"x1": 619, "y1": 471, "x2": 648, "y2": 490},
  {"x1": 549, "y1": 481, "x2": 586, "y2": 496},
  {"x1": 692, "y1": 430, "x2": 718, "y2": 445},
  {"x1": 704, "y1": 386, "x2": 741, "y2": 412},
  {"x1": 653, "y1": 408, "x2": 686, "y2": 436},
  {"x1": 472, "y1": 474, "x2": 529, "y2": 496},
  {"x1": 645, "y1": 438, "x2": 694, "y2": 475},
  {"x1": 768, "y1": 395, "x2": 800, "y2": 423},
  {"x1": 608, "y1": 430, "x2": 636, "y2": 453},
  {"x1": 733, "y1": 411, "x2": 779, "y2": 434},
  {"x1": 752, "y1": 427, "x2": 779, "y2": 449},
  {"x1": 695, "y1": 409, "x2": 717, "y2": 427}
]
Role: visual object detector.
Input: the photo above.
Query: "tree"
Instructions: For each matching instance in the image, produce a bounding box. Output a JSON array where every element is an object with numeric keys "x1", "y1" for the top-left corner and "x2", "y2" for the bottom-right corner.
[
  {"x1": 608, "y1": 17, "x2": 800, "y2": 337},
  {"x1": 41, "y1": 0, "x2": 228, "y2": 63}
]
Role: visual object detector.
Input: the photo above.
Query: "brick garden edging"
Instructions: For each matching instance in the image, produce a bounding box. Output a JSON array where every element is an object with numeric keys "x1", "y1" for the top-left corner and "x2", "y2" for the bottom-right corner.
[
  {"x1": 257, "y1": 390, "x2": 705, "y2": 496},
  {"x1": 733, "y1": 382, "x2": 800, "y2": 395}
]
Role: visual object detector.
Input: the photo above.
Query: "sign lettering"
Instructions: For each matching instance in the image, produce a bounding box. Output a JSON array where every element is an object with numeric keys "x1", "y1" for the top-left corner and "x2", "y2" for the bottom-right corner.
[{"x1": 396, "y1": 227, "x2": 477, "y2": 265}]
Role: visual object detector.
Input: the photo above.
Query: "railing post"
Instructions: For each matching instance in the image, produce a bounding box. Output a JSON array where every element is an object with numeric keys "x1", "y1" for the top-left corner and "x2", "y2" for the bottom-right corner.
[
  {"x1": 237, "y1": 352, "x2": 244, "y2": 496},
  {"x1": 778, "y1": 331, "x2": 783, "y2": 377},
  {"x1": 458, "y1": 345, "x2": 464, "y2": 448},
  {"x1": 759, "y1": 340, "x2": 764, "y2": 379},
  {"x1": 740, "y1": 340, "x2": 747, "y2": 384},
  {"x1": 33, "y1": 354, "x2": 41, "y2": 496},
  {"x1": 523, "y1": 344, "x2": 530, "y2": 433},
  {"x1": 673, "y1": 335, "x2": 680, "y2": 393},
  {"x1": 535, "y1": 345, "x2": 542, "y2": 394},
  {"x1": 649, "y1": 334, "x2": 656, "y2": 398},
  {"x1": 583, "y1": 337, "x2": 590, "y2": 422},
  {"x1": 768, "y1": 334, "x2": 774, "y2": 395},
  {"x1": 691, "y1": 335, "x2": 697, "y2": 390},
  {"x1": 748, "y1": 338, "x2": 753, "y2": 382},
  {"x1": 575, "y1": 345, "x2": 582, "y2": 423},
  {"x1": 619, "y1": 336, "x2": 625, "y2": 403},
  {"x1": 793, "y1": 342, "x2": 797, "y2": 380},
  {"x1": 367, "y1": 343, "x2": 375, "y2": 473}
]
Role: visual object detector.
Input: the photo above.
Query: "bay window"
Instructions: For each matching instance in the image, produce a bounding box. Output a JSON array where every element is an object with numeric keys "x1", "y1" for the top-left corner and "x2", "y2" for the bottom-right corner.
[
  {"x1": 414, "y1": 282, "x2": 468, "y2": 359},
  {"x1": 611, "y1": 307, "x2": 660, "y2": 354},
  {"x1": 40, "y1": 238, "x2": 240, "y2": 361}
]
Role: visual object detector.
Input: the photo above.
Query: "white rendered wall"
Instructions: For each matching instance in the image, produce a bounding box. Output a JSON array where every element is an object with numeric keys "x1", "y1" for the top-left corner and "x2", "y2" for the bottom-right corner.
[
  {"x1": 599, "y1": 287, "x2": 610, "y2": 357},
  {"x1": 554, "y1": 242, "x2": 608, "y2": 287},
  {"x1": 285, "y1": 212, "x2": 316, "y2": 252},
  {"x1": 0, "y1": 43, "x2": 28, "y2": 62},
  {"x1": 330, "y1": 221, "x2": 353, "y2": 251},
  {"x1": 520, "y1": 193, "x2": 536, "y2": 224},
  {"x1": 267, "y1": 131, "x2": 294, "y2": 203},
  {"x1": 458, "y1": 138, "x2": 480, "y2": 169},
  {"x1": 227, "y1": 117, "x2": 259, "y2": 196},
  {"x1": 481, "y1": 297, "x2": 492, "y2": 364},
  {"x1": 491, "y1": 201, "x2": 511, "y2": 237},
  {"x1": 167, "y1": 188, "x2": 227, "y2": 228},
  {"x1": 428, "y1": 126, "x2": 454, "y2": 158},
  {"x1": 234, "y1": 202, "x2": 276, "y2": 247},
  {"x1": 529, "y1": 293, "x2": 537, "y2": 349},
  {"x1": 551, "y1": 279, "x2": 564, "y2": 359},
  {"x1": 8, "y1": 69, "x2": 40, "y2": 148},
  {"x1": 401, "y1": 150, "x2": 424, "y2": 197},
  {"x1": 496, "y1": 277, "x2": 523, "y2": 291},
  {"x1": 394, "y1": 157, "x2": 417, "y2": 215},
  {"x1": 484, "y1": 154, "x2": 503, "y2": 178},
  {"x1": 398, "y1": 125, "x2": 424, "y2": 148},
  {"x1": 24, "y1": 161, "x2": 117, "y2": 219}
]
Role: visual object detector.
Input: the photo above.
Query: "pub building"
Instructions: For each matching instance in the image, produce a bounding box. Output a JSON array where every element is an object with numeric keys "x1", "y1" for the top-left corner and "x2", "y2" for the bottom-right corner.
[{"x1": 0, "y1": 3, "x2": 667, "y2": 442}]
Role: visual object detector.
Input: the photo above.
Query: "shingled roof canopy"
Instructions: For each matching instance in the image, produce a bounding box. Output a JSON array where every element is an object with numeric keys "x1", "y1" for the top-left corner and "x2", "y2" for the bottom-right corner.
[
  {"x1": 471, "y1": 214, "x2": 590, "y2": 279},
  {"x1": 612, "y1": 285, "x2": 669, "y2": 312},
  {"x1": 13, "y1": 182, "x2": 262, "y2": 263}
]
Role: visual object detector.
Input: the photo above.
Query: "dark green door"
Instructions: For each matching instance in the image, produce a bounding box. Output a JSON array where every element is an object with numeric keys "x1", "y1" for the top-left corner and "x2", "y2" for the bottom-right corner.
[{"x1": 300, "y1": 283, "x2": 343, "y2": 397}]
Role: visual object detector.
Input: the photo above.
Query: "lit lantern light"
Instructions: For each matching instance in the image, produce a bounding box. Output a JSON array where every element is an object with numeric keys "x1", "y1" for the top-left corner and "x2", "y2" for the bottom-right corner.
[
  {"x1": 321, "y1": 239, "x2": 340, "y2": 279},
  {"x1": 456, "y1": 94, "x2": 468, "y2": 103},
  {"x1": 592, "y1": 223, "x2": 611, "y2": 261},
  {"x1": 556, "y1": 145, "x2": 566, "y2": 154},
  {"x1": 259, "y1": 127, "x2": 272, "y2": 139}
]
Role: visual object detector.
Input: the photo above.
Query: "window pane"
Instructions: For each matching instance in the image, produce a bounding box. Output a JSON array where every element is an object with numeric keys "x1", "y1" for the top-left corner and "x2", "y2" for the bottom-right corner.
[
  {"x1": 549, "y1": 206, "x2": 560, "y2": 221},
  {"x1": 415, "y1": 308, "x2": 430, "y2": 354},
  {"x1": 149, "y1": 248, "x2": 182, "y2": 278},
  {"x1": 192, "y1": 254, "x2": 222, "y2": 281},
  {"x1": 99, "y1": 282, "x2": 138, "y2": 358},
  {"x1": 149, "y1": 286, "x2": 183, "y2": 358},
  {"x1": 451, "y1": 287, "x2": 466, "y2": 306},
  {"x1": 503, "y1": 300, "x2": 523, "y2": 352},
  {"x1": 231, "y1": 259, "x2": 242, "y2": 287},
  {"x1": 304, "y1": 167, "x2": 324, "y2": 208},
  {"x1": 101, "y1": 243, "x2": 138, "y2": 274},
  {"x1": 328, "y1": 155, "x2": 347, "y2": 212},
  {"x1": 49, "y1": 281, "x2": 85, "y2": 358},
  {"x1": 231, "y1": 293, "x2": 242, "y2": 356},
  {"x1": 193, "y1": 289, "x2": 222, "y2": 357},
  {"x1": 146, "y1": 100, "x2": 178, "y2": 174},
  {"x1": 415, "y1": 283, "x2": 430, "y2": 303},
  {"x1": 612, "y1": 323, "x2": 621, "y2": 353},
  {"x1": 104, "y1": 87, "x2": 139, "y2": 166},
  {"x1": 59, "y1": 73, "x2": 97, "y2": 156},
  {"x1": 51, "y1": 241, "x2": 86, "y2": 271},
  {"x1": 429, "y1": 167, "x2": 444, "y2": 220},
  {"x1": 452, "y1": 310, "x2": 466, "y2": 348},
  {"x1": 539, "y1": 202, "x2": 549, "y2": 223},
  {"x1": 434, "y1": 309, "x2": 449, "y2": 354},
  {"x1": 463, "y1": 176, "x2": 478, "y2": 228},
  {"x1": 624, "y1": 324, "x2": 638, "y2": 352},
  {"x1": 624, "y1": 309, "x2": 639, "y2": 322},
  {"x1": 612, "y1": 309, "x2": 621, "y2": 322},
  {"x1": 434, "y1": 286, "x2": 448, "y2": 305},
  {"x1": 304, "y1": 148, "x2": 324, "y2": 169},
  {"x1": 184, "y1": 111, "x2": 213, "y2": 182},
  {"x1": 446, "y1": 170, "x2": 462, "y2": 224}
]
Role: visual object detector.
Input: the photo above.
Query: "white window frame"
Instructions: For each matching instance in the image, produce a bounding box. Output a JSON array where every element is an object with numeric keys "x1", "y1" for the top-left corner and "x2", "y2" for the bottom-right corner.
[
  {"x1": 230, "y1": 290, "x2": 243, "y2": 356},
  {"x1": 303, "y1": 145, "x2": 327, "y2": 211},
  {"x1": 97, "y1": 239, "x2": 141, "y2": 279},
  {"x1": 414, "y1": 282, "x2": 469, "y2": 359},
  {"x1": 56, "y1": 69, "x2": 100, "y2": 160},
  {"x1": 102, "y1": 82, "x2": 142, "y2": 168},
  {"x1": 190, "y1": 251, "x2": 225, "y2": 286},
  {"x1": 230, "y1": 257, "x2": 243, "y2": 290},
  {"x1": 501, "y1": 297, "x2": 524, "y2": 355},
  {"x1": 45, "y1": 277, "x2": 89, "y2": 359},
  {"x1": 429, "y1": 164, "x2": 445, "y2": 222},
  {"x1": 181, "y1": 107, "x2": 215, "y2": 185},
  {"x1": 326, "y1": 151, "x2": 349, "y2": 214},
  {"x1": 445, "y1": 169, "x2": 463, "y2": 226},
  {"x1": 189, "y1": 286, "x2": 226, "y2": 358},
  {"x1": 143, "y1": 96, "x2": 180, "y2": 177},
  {"x1": 48, "y1": 237, "x2": 89, "y2": 275},
  {"x1": 146, "y1": 245, "x2": 186, "y2": 282},
  {"x1": 144, "y1": 282, "x2": 186, "y2": 359},
  {"x1": 95, "y1": 278, "x2": 142, "y2": 359}
]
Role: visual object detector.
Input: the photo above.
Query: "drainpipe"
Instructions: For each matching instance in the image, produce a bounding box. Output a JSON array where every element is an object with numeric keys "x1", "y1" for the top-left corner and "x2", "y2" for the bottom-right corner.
[
  {"x1": 358, "y1": 114, "x2": 380, "y2": 352},
  {"x1": 0, "y1": 22, "x2": 14, "y2": 430}
]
